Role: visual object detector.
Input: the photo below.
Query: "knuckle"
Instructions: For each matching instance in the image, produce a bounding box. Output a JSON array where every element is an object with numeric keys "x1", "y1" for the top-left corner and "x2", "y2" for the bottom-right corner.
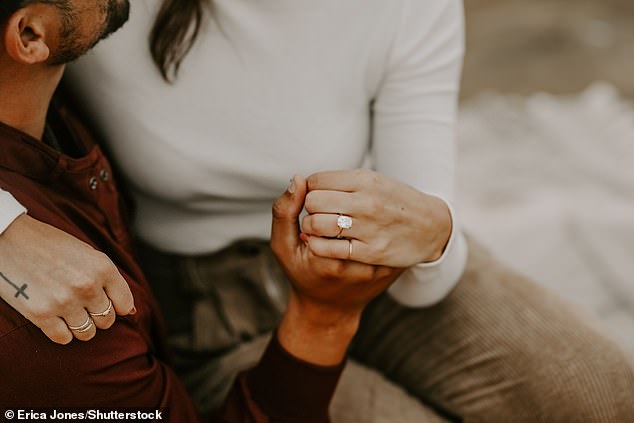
[
  {"x1": 92, "y1": 255, "x2": 117, "y2": 282},
  {"x1": 272, "y1": 197, "x2": 286, "y2": 218},
  {"x1": 362, "y1": 266, "x2": 378, "y2": 282},
  {"x1": 325, "y1": 260, "x2": 345, "y2": 278},
  {"x1": 30, "y1": 304, "x2": 54, "y2": 320},
  {"x1": 71, "y1": 278, "x2": 100, "y2": 297},
  {"x1": 50, "y1": 290, "x2": 72, "y2": 309},
  {"x1": 314, "y1": 260, "x2": 331, "y2": 278},
  {"x1": 307, "y1": 173, "x2": 318, "y2": 190},
  {"x1": 368, "y1": 198, "x2": 384, "y2": 216}
]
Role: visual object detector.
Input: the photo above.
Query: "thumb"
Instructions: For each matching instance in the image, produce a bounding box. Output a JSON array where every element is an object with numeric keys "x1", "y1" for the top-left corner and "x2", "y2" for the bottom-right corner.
[{"x1": 271, "y1": 175, "x2": 307, "y2": 252}]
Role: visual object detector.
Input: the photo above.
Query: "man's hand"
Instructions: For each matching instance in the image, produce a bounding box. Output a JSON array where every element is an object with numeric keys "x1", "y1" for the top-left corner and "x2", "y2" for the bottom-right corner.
[
  {"x1": 0, "y1": 214, "x2": 135, "y2": 344},
  {"x1": 270, "y1": 175, "x2": 403, "y2": 365}
]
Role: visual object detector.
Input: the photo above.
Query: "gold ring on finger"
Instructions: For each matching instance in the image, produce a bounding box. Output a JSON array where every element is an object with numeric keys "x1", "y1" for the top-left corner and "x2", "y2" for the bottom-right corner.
[
  {"x1": 68, "y1": 316, "x2": 94, "y2": 333},
  {"x1": 348, "y1": 239, "x2": 353, "y2": 260},
  {"x1": 89, "y1": 299, "x2": 113, "y2": 318}
]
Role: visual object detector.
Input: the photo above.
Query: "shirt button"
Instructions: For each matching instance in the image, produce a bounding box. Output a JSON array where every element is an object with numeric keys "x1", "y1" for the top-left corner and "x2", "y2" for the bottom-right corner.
[
  {"x1": 89, "y1": 177, "x2": 99, "y2": 190},
  {"x1": 100, "y1": 169, "x2": 110, "y2": 182}
]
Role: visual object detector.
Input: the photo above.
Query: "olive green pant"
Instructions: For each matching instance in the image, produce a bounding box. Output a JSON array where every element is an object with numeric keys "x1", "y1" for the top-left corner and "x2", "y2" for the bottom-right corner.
[{"x1": 137, "y1": 237, "x2": 634, "y2": 422}]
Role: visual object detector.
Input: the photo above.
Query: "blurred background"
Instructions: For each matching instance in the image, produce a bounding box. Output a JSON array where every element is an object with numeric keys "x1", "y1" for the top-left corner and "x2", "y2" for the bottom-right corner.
[
  {"x1": 462, "y1": 0, "x2": 633, "y2": 99},
  {"x1": 456, "y1": 0, "x2": 634, "y2": 363}
]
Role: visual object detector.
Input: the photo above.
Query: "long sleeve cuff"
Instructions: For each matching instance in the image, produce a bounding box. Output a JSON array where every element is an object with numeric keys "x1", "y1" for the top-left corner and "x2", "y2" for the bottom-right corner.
[
  {"x1": 388, "y1": 199, "x2": 468, "y2": 307},
  {"x1": 0, "y1": 190, "x2": 27, "y2": 235},
  {"x1": 247, "y1": 332, "x2": 345, "y2": 422}
]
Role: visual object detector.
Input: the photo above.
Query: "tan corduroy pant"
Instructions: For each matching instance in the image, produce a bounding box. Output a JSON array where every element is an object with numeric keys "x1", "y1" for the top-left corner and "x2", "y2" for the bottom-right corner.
[{"x1": 138, "y1": 237, "x2": 634, "y2": 422}]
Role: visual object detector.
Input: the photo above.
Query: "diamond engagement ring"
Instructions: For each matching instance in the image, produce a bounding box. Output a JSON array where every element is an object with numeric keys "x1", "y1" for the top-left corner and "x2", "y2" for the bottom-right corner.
[
  {"x1": 67, "y1": 316, "x2": 95, "y2": 333},
  {"x1": 89, "y1": 299, "x2": 114, "y2": 318},
  {"x1": 336, "y1": 215, "x2": 353, "y2": 238}
]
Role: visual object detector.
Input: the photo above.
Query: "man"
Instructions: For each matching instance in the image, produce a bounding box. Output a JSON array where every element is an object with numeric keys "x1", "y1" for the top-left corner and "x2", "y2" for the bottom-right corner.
[{"x1": 0, "y1": 1, "x2": 398, "y2": 421}]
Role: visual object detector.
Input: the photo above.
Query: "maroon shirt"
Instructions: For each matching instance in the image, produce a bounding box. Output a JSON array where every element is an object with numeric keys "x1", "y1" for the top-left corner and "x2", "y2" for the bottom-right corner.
[{"x1": 0, "y1": 99, "x2": 343, "y2": 422}]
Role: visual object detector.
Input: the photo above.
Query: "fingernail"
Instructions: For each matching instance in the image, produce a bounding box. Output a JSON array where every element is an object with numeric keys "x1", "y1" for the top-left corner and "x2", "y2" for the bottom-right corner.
[
  {"x1": 287, "y1": 177, "x2": 296, "y2": 194},
  {"x1": 129, "y1": 306, "x2": 137, "y2": 315}
]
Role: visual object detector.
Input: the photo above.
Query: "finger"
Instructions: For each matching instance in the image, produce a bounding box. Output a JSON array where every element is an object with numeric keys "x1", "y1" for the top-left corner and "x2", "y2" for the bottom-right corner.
[
  {"x1": 271, "y1": 175, "x2": 308, "y2": 254},
  {"x1": 306, "y1": 236, "x2": 375, "y2": 265},
  {"x1": 64, "y1": 310, "x2": 96, "y2": 342},
  {"x1": 305, "y1": 249, "x2": 386, "y2": 286},
  {"x1": 103, "y1": 267, "x2": 135, "y2": 316},
  {"x1": 307, "y1": 170, "x2": 370, "y2": 192},
  {"x1": 86, "y1": 290, "x2": 116, "y2": 330},
  {"x1": 39, "y1": 317, "x2": 73, "y2": 345},
  {"x1": 304, "y1": 190, "x2": 360, "y2": 215},
  {"x1": 302, "y1": 213, "x2": 361, "y2": 239}
]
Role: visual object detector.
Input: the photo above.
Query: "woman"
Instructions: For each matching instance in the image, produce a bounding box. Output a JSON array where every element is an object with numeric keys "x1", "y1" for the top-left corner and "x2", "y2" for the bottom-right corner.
[{"x1": 1, "y1": 0, "x2": 632, "y2": 420}]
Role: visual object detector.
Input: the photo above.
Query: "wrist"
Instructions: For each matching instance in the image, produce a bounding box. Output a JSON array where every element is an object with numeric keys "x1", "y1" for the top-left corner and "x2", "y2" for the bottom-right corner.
[
  {"x1": 420, "y1": 194, "x2": 453, "y2": 263},
  {"x1": 277, "y1": 292, "x2": 361, "y2": 366}
]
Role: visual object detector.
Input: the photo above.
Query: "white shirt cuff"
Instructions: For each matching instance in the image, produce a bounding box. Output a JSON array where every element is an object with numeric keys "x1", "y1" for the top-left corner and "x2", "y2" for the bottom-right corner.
[
  {"x1": 0, "y1": 190, "x2": 27, "y2": 235},
  {"x1": 388, "y1": 199, "x2": 468, "y2": 307}
]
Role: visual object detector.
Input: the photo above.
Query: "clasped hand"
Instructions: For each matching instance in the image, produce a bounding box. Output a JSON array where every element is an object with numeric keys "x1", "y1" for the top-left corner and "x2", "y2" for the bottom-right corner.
[{"x1": 301, "y1": 169, "x2": 452, "y2": 268}]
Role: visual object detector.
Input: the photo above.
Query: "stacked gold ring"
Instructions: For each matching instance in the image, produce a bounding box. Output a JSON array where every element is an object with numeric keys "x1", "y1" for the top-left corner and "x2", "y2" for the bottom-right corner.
[
  {"x1": 67, "y1": 316, "x2": 94, "y2": 333},
  {"x1": 89, "y1": 299, "x2": 113, "y2": 318}
]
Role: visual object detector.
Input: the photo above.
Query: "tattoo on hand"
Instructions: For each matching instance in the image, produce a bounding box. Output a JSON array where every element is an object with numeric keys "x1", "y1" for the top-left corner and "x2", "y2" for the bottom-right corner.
[{"x1": 0, "y1": 272, "x2": 29, "y2": 300}]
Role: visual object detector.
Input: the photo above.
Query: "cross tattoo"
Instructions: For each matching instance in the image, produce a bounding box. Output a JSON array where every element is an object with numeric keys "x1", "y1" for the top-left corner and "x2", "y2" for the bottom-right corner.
[{"x1": 0, "y1": 272, "x2": 29, "y2": 300}]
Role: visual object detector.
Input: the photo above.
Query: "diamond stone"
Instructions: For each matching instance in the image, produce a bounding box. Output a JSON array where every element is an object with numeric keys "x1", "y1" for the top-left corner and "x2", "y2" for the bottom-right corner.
[{"x1": 337, "y1": 215, "x2": 353, "y2": 229}]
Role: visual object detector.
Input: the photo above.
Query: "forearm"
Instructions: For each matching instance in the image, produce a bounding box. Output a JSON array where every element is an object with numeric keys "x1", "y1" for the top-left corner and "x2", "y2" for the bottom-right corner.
[
  {"x1": 215, "y1": 294, "x2": 355, "y2": 423},
  {"x1": 278, "y1": 292, "x2": 360, "y2": 366}
]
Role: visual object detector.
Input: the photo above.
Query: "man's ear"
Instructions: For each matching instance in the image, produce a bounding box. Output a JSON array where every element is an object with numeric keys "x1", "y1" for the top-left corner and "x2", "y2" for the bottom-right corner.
[{"x1": 3, "y1": 9, "x2": 51, "y2": 65}]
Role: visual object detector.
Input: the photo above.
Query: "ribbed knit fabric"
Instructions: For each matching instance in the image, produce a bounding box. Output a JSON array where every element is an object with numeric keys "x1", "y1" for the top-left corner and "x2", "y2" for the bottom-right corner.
[{"x1": 350, "y1": 237, "x2": 634, "y2": 422}]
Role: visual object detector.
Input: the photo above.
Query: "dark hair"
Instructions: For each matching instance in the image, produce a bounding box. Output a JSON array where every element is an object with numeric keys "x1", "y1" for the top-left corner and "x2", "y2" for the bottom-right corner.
[{"x1": 149, "y1": 0, "x2": 209, "y2": 82}]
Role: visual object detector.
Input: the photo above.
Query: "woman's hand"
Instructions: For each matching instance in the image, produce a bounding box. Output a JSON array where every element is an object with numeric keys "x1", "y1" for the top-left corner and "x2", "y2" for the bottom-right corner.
[
  {"x1": 301, "y1": 169, "x2": 452, "y2": 268},
  {"x1": 0, "y1": 215, "x2": 135, "y2": 344}
]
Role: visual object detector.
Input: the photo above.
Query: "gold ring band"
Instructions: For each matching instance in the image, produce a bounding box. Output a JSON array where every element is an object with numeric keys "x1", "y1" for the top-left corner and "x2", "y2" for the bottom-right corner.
[
  {"x1": 89, "y1": 299, "x2": 113, "y2": 318},
  {"x1": 72, "y1": 320, "x2": 95, "y2": 333},
  {"x1": 67, "y1": 316, "x2": 94, "y2": 332}
]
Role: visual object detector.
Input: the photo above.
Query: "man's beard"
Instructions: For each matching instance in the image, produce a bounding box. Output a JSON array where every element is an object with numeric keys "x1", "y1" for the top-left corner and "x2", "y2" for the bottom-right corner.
[{"x1": 49, "y1": 0, "x2": 130, "y2": 65}]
